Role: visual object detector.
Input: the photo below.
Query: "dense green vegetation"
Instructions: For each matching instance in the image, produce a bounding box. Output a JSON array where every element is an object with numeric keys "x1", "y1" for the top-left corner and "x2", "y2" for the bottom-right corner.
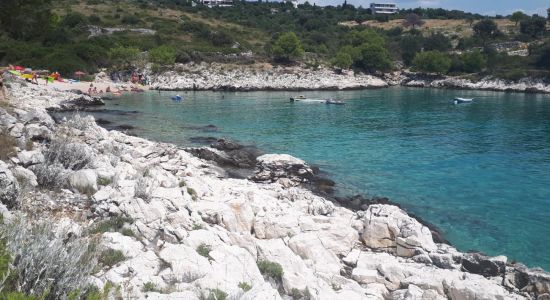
[{"x1": 0, "y1": 0, "x2": 549, "y2": 80}]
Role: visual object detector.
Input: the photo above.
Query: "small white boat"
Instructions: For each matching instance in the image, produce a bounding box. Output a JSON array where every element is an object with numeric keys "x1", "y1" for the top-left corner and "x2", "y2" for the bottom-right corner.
[
  {"x1": 325, "y1": 99, "x2": 346, "y2": 105},
  {"x1": 453, "y1": 97, "x2": 473, "y2": 104},
  {"x1": 290, "y1": 95, "x2": 307, "y2": 101}
]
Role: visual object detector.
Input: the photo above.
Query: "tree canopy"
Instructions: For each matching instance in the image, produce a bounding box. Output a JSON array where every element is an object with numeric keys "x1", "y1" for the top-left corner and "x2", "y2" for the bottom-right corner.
[
  {"x1": 332, "y1": 51, "x2": 353, "y2": 69},
  {"x1": 510, "y1": 11, "x2": 528, "y2": 26},
  {"x1": 402, "y1": 13, "x2": 424, "y2": 29},
  {"x1": 272, "y1": 32, "x2": 304, "y2": 62},
  {"x1": 412, "y1": 51, "x2": 451, "y2": 74},
  {"x1": 0, "y1": 0, "x2": 54, "y2": 40},
  {"x1": 473, "y1": 19, "x2": 500, "y2": 40},
  {"x1": 520, "y1": 16, "x2": 547, "y2": 38},
  {"x1": 358, "y1": 44, "x2": 393, "y2": 73},
  {"x1": 149, "y1": 45, "x2": 176, "y2": 65}
]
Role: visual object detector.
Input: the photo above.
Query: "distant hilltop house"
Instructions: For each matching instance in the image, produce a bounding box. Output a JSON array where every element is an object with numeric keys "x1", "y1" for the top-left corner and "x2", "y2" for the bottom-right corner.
[
  {"x1": 288, "y1": 0, "x2": 302, "y2": 8},
  {"x1": 199, "y1": 0, "x2": 233, "y2": 7},
  {"x1": 369, "y1": 3, "x2": 399, "y2": 15}
]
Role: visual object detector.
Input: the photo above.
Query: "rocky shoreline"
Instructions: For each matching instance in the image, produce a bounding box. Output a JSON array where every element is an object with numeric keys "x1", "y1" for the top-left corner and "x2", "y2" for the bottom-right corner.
[
  {"x1": 1, "y1": 81, "x2": 550, "y2": 299},
  {"x1": 149, "y1": 62, "x2": 550, "y2": 94},
  {"x1": 149, "y1": 63, "x2": 388, "y2": 91}
]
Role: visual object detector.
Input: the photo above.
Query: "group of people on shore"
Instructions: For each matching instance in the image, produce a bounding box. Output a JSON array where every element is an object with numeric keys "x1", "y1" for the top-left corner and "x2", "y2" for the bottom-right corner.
[{"x1": 86, "y1": 83, "x2": 145, "y2": 96}]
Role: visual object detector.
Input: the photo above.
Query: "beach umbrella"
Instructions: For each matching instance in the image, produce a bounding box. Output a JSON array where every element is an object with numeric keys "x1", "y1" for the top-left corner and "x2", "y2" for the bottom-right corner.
[
  {"x1": 14, "y1": 66, "x2": 25, "y2": 71},
  {"x1": 74, "y1": 71, "x2": 86, "y2": 79},
  {"x1": 8, "y1": 70, "x2": 21, "y2": 76},
  {"x1": 23, "y1": 69, "x2": 33, "y2": 74},
  {"x1": 21, "y1": 74, "x2": 33, "y2": 79}
]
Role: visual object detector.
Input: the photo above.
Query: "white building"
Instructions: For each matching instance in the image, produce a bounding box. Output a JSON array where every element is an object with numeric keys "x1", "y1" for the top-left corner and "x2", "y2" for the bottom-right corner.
[
  {"x1": 369, "y1": 3, "x2": 399, "y2": 15},
  {"x1": 200, "y1": 0, "x2": 233, "y2": 7},
  {"x1": 288, "y1": 0, "x2": 304, "y2": 8}
]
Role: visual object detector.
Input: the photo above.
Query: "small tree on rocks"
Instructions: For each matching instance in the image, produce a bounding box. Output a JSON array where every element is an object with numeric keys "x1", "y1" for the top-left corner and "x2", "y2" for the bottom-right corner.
[
  {"x1": 403, "y1": 13, "x2": 424, "y2": 29},
  {"x1": 272, "y1": 32, "x2": 304, "y2": 63}
]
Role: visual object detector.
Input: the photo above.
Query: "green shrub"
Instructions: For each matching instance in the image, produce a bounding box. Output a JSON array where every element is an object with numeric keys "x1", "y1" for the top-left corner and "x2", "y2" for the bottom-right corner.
[
  {"x1": 0, "y1": 217, "x2": 97, "y2": 299},
  {"x1": 142, "y1": 282, "x2": 159, "y2": 293},
  {"x1": 82, "y1": 282, "x2": 112, "y2": 300},
  {"x1": 121, "y1": 15, "x2": 140, "y2": 25},
  {"x1": 43, "y1": 49, "x2": 89, "y2": 76},
  {"x1": 196, "y1": 243, "x2": 211, "y2": 259},
  {"x1": 187, "y1": 187, "x2": 198, "y2": 201},
  {"x1": 257, "y1": 260, "x2": 283, "y2": 282},
  {"x1": 290, "y1": 288, "x2": 311, "y2": 300},
  {"x1": 238, "y1": 282, "x2": 252, "y2": 292},
  {"x1": 272, "y1": 32, "x2": 304, "y2": 62},
  {"x1": 412, "y1": 50, "x2": 452, "y2": 74},
  {"x1": 88, "y1": 15, "x2": 101, "y2": 25},
  {"x1": 90, "y1": 216, "x2": 134, "y2": 234},
  {"x1": 181, "y1": 21, "x2": 211, "y2": 38},
  {"x1": 358, "y1": 43, "x2": 393, "y2": 73},
  {"x1": 210, "y1": 31, "x2": 234, "y2": 47},
  {"x1": 331, "y1": 51, "x2": 352, "y2": 70},
  {"x1": 99, "y1": 249, "x2": 125, "y2": 267},
  {"x1": 97, "y1": 177, "x2": 112, "y2": 186},
  {"x1": 108, "y1": 46, "x2": 140, "y2": 69},
  {"x1": 200, "y1": 289, "x2": 227, "y2": 300},
  {"x1": 117, "y1": 228, "x2": 133, "y2": 238},
  {"x1": 149, "y1": 45, "x2": 176, "y2": 65},
  {"x1": 459, "y1": 50, "x2": 487, "y2": 73}
]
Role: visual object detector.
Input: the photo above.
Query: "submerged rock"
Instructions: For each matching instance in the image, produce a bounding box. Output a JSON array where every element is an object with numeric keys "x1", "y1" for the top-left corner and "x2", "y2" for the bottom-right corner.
[
  {"x1": 461, "y1": 253, "x2": 507, "y2": 277},
  {"x1": 187, "y1": 139, "x2": 261, "y2": 169}
]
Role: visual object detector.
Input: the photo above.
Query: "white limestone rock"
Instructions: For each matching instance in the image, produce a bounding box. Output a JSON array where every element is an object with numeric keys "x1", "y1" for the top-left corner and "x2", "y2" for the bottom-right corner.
[
  {"x1": 101, "y1": 232, "x2": 144, "y2": 258},
  {"x1": 16, "y1": 150, "x2": 44, "y2": 167},
  {"x1": 240, "y1": 282, "x2": 283, "y2": 300},
  {"x1": 0, "y1": 161, "x2": 20, "y2": 209},
  {"x1": 158, "y1": 243, "x2": 212, "y2": 283},
  {"x1": 11, "y1": 166, "x2": 38, "y2": 187},
  {"x1": 68, "y1": 169, "x2": 98, "y2": 194},
  {"x1": 361, "y1": 204, "x2": 436, "y2": 256}
]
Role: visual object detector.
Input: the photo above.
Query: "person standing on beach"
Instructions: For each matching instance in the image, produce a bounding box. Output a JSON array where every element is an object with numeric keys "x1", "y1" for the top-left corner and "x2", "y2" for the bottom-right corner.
[
  {"x1": 31, "y1": 72, "x2": 39, "y2": 84},
  {"x1": 0, "y1": 73, "x2": 6, "y2": 100}
]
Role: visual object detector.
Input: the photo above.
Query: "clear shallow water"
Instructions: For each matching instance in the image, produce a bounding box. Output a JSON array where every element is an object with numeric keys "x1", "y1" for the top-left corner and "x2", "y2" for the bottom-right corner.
[{"x1": 92, "y1": 88, "x2": 550, "y2": 269}]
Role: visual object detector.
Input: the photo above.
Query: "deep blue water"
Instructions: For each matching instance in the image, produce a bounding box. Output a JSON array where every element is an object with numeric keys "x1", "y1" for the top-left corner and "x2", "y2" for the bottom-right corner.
[{"x1": 91, "y1": 87, "x2": 550, "y2": 269}]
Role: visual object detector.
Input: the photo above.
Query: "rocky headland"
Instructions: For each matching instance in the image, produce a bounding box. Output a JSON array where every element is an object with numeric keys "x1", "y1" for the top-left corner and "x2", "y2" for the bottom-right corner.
[
  {"x1": 1, "y1": 80, "x2": 550, "y2": 299},
  {"x1": 149, "y1": 62, "x2": 550, "y2": 94}
]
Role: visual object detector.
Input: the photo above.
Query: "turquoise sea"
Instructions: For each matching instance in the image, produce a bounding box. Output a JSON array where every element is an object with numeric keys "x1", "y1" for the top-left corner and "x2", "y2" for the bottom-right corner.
[{"x1": 89, "y1": 87, "x2": 550, "y2": 269}]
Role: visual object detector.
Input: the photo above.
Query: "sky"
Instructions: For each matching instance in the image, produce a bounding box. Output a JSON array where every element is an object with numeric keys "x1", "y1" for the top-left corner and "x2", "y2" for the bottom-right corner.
[{"x1": 311, "y1": 0, "x2": 549, "y2": 16}]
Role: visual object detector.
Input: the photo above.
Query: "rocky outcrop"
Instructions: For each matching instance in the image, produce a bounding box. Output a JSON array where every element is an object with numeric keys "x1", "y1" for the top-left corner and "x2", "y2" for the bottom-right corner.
[
  {"x1": 150, "y1": 62, "x2": 388, "y2": 91},
  {"x1": 1, "y1": 82, "x2": 549, "y2": 300},
  {"x1": 399, "y1": 71, "x2": 550, "y2": 93},
  {"x1": 186, "y1": 139, "x2": 261, "y2": 171},
  {"x1": 6, "y1": 82, "x2": 103, "y2": 111},
  {"x1": 360, "y1": 204, "x2": 436, "y2": 257},
  {"x1": 0, "y1": 161, "x2": 20, "y2": 209},
  {"x1": 251, "y1": 154, "x2": 314, "y2": 187}
]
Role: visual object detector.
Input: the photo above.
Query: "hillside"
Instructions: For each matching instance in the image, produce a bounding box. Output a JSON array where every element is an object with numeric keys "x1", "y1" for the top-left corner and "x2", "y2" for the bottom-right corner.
[
  {"x1": 0, "y1": 0, "x2": 549, "y2": 81},
  {"x1": 340, "y1": 18, "x2": 519, "y2": 38}
]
